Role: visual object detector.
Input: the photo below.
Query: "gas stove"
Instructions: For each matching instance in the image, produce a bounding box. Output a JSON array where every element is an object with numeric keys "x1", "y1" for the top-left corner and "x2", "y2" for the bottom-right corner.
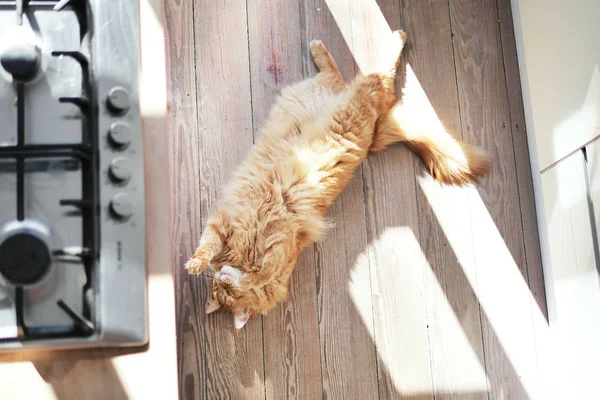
[{"x1": 0, "y1": 0, "x2": 147, "y2": 350}]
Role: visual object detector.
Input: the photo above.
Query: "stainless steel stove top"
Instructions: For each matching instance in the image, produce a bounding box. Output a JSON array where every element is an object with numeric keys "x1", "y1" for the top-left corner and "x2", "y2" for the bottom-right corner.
[{"x1": 0, "y1": 0, "x2": 147, "y2": 351}]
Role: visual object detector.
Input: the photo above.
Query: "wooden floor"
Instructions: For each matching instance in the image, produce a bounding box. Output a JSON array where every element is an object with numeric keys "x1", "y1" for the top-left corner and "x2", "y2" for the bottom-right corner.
[{"x1": 165, "y1": 0, "x2": 548, "y2": 399}]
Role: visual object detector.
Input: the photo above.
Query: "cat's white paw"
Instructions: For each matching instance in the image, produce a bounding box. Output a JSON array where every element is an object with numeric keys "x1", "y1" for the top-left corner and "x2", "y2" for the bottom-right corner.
[
  {"x1": 220, "y1": 265, "x2": 243, "y2": 279},
  {"x1": 380, "y1": 30, "x2": 407, "y2": 72},
  {"x1": 393, "y1": 30, "x2": 407, "y2": 47},
  {"x1": 216, "y1": 265, "x2": 244, "y2": 285},
  {"x1": 185, "y1": 258, "x2": 205, "y2": 275}
]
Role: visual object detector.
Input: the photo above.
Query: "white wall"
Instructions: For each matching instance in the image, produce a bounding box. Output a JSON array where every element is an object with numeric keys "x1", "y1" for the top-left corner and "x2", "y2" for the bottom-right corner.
[{"x1": 512, "y1": 0, "x2": 600, "y2": 397}]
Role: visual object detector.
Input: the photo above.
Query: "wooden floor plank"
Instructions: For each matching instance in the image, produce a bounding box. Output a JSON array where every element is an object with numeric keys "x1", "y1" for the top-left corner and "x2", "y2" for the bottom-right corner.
[
  {"x1": 163, "y1": 0, "x2": 547, "y2": 397},
  {"x1": 449, "y1": 0, "x2": 527, "y2": 277},
  {"x1": 246, "y1": 1, "x2": 323, "y2": 399},
  {"x1": 399, "y1": 0, "x2": 489, "y2": 398},
  {"x1": 353, "y1": 1, "x2": 434, "y2": 398},
  {"x1": 302, "y1": 1, "x2": 379, "y2": 398},
  {"x1": 496, "y1": 0, "x2": 547, "y2": 318},
  {"x1": 163, "y1": 0, "x2": 206, "y2": 398},
  {"x1": 193, "y1": 1, "x2": 266, "y2": 398},
  {"x1": 449, "y1": 0, "x2": 541, "y2": 398}
]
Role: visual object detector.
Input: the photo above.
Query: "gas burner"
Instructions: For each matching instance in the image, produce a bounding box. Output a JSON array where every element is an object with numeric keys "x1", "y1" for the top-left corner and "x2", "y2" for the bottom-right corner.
[
  {"x1": 0, "y1": 0, "x2": 147, "y2": 350},
  {"x1": 0, "y1": 220, "x2": 52, "y2": 286},
  {"x1": 0, "y1": 43, "x2": 41, "y2": 82},
  {"x1": 0, "y1": 234, "x2": 50, "y2": 285}
]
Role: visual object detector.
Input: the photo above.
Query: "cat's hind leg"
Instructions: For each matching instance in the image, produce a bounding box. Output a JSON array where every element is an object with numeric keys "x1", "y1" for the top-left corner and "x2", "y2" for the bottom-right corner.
[
  {"x1": 310, "y1": 40, "x2": 342, "y2": 76},
  {"x1": 310, "y1": 40, "x2": 345, "y2": 93},
  {"x1": 387, "y1": 30, "x2": 408, "y2": 72},
  {"x1": 378, "y1": 30, "x2": 407, "y2": 106},
  {"x1": 367, "y1": 31, "x2": 489, "y2": 185}
]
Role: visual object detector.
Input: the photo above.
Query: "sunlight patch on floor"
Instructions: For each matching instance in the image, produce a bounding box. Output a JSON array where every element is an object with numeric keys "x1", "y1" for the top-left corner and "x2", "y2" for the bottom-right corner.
[
  {"x1": 420, "y1": 177, "x2": 543, "y2": 399},
  {"x1": 140, "y1": 0, "x2": 167, "y2": 117},
  {"x1": 349, "y1": 227, "x2": 488, "y2": 395}
]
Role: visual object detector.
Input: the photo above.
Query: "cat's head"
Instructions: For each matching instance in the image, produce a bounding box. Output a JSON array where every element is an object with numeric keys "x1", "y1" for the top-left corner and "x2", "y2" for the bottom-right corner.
[
  {"x1": 192, "y1": 210, "x2": 304, "y2": 328},
  {"x1": 205, "y1": 265, "x2": 290, "y2": 329}
]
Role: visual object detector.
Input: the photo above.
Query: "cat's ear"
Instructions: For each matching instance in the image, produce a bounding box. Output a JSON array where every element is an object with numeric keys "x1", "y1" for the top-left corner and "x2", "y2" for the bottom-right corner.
[
  {"x1": 205, "y1": 299, "x2": 221, "y2": 315},
  {"x1": 233, "y1": 310, "x2": 250, "y2": 330}
]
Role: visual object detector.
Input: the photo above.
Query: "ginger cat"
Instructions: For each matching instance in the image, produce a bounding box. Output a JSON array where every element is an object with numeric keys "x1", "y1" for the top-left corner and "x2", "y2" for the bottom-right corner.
[{"x1": 185, "y1": 31, "x2": 489, "y2": 329}]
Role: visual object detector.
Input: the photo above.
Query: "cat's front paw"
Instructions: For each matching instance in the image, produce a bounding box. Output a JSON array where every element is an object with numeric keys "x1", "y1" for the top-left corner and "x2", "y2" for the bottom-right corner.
[
  {"x1": 385, "y1": 30, "x2": 408, "y2": 70},
  {"x1": 393, "y1": 30, "x2": 407, "y2": 48},
  {"x1": 185, "y1": 256, "x2": 209, "y2": 275}
]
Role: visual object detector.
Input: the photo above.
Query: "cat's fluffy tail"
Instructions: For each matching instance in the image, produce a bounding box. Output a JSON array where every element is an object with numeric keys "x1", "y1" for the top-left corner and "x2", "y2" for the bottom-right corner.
[{"x1": 371, "y1": 102, "x2": 490, "y2": 186}]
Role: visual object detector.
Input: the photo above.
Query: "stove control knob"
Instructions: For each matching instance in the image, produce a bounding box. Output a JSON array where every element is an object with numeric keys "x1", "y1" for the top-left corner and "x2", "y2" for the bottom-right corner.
[
  {"x1": 110, "y1": 193, "x2": 133, "y2": 219},
  {"x1": 109, "y1": 157, "x2": 132, "y2": 182},
  {"x1": 108, "y1": 121, "x2": 132, "y2": 147},
  {"x1": 0, "y1": 44, "x2": 40, "y2": 82},
  {"x1": 106, "y1": 86, "x2": 130, "y2": 113}
]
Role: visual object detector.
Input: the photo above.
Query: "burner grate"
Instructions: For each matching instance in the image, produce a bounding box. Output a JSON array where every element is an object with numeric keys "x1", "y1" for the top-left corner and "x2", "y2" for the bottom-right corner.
[{"x1": 0, "y1": 1, "x2": 90, "y2": 41}]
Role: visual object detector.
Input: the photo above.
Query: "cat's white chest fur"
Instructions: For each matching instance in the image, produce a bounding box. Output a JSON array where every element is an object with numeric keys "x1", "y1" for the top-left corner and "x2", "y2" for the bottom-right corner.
[{"x1": 216, "y1": 265, "x2": 244, "y2": 283}]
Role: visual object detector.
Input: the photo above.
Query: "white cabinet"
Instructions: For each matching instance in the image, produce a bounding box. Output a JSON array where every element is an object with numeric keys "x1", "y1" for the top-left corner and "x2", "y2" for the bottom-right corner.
[
  {"x1": 511, "y1": 0, "x2": 600, "y2": 172},
  {"x1": 586, "y1": 140, "x2": 600, "y2": 233},
  {"x1": 541, "y1": 152, "x2": 597, "y2": 286},
  {"x1": 538, "y1": 150, "x2": 600, "y2": 398}
]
